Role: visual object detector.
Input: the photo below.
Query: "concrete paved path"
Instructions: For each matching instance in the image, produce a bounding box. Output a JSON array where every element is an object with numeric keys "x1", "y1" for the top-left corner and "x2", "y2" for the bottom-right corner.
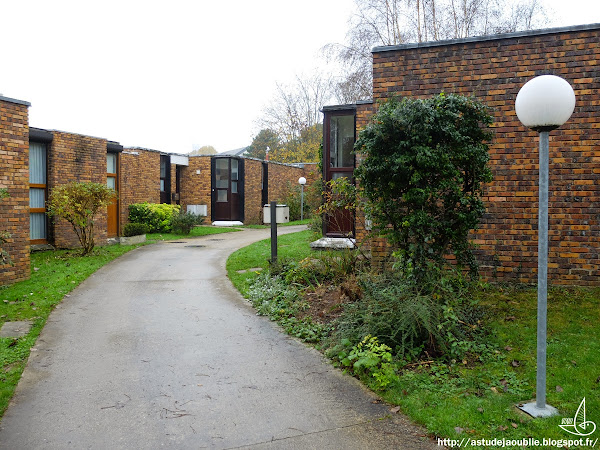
[{"x1": 0, "y1": 227, "x2": 439, "y2": 449}]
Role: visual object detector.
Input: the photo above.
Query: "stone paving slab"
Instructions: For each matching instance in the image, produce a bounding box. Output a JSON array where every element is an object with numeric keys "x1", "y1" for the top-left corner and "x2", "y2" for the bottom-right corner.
[{"x1": 0, "y1": 320, "x2": 33, "y2": 338}]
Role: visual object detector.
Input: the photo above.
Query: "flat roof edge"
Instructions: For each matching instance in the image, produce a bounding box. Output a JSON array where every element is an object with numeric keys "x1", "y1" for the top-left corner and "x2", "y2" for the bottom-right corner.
[
  {"x1": 0, "y1": 95, "x2": 31, "y2": 107},
  {"x1": 373, "y1": 23, "x2": 600, "y2": 53}
]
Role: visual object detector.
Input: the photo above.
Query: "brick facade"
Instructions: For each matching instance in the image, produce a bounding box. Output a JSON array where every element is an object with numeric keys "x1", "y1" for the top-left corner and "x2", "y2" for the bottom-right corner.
[
  {"x1": 119, "y1": 148, "x2": 161, "y2": 225},
  {"x1": 0, "y1": 97, "x2": 30, "y2": 285},
  {"x1": 179, "y1": 156, "x2": 212, "y2": 219},
  {"x1": 357, "y1": 24, "x2": 600, "y2": 285},
  {"x1": 47, "y1": 131, "x2": 109, "y2": 249},
  {"x1": 243, "y1": 159, "x2": 264, "y2": 224},
  {"x1": 267, "y1": 161, "x2": 306, "y2": 205}
]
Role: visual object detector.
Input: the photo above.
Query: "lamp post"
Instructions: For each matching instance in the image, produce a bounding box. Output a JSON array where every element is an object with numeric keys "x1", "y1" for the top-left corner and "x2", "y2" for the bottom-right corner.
[
  {"x1": 298, "y1": 177, "x2": 306, "y2": 221},
  {"x1": 515, "y1": 75, "x2": 576, "y2": 418}
]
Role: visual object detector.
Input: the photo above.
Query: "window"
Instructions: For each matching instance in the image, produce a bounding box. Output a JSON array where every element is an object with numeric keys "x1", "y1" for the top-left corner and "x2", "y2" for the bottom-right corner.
[
  {"x1": 107, "y1": 153, "x2": 117, "y2": 190},
  {"x1": 330, "y1": 114, "x2": 355, "y2": 168},
  {"x1": 160, "y1": 157, "x2": 166, "y2": 191},
  {"x1": 29, "y1": 142, "x2": 47, "y2": 243}
]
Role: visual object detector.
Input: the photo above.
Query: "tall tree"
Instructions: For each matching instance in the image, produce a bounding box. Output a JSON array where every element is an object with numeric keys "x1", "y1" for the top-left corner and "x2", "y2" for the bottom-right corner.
[
  {"x1": 189, "y1": 145, "x2": 217, "y2": 155},
  {"x1": 257, "y1": 73, "x2": 334, "y2": 163},
  {"x1": 269, "y1": 123, "x2": 323, "y2": 163},
  {"x1": 246, "y1": 129, "x2": 281, "y2": 160},
  {"x1": 259, "y1": 73, "x2": 333, "y2": 142},
  {"x1": 325, "y1": 0, "x2": 550, "y2": 103}
]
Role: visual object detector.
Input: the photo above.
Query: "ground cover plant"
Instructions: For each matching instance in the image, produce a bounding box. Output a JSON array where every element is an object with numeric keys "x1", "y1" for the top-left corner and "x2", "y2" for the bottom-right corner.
[
  {"x1": 0, "y1": 244, "x2": 144, "y2": 418},
  {"x1": 228, "y1": 231, "x2": 600, "y2": 449}
]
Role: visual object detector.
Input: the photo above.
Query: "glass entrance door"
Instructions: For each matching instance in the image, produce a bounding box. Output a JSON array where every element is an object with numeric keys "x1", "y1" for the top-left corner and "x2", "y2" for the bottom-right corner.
[
  {"x1": 212, "y1": 157, "x2": 243, "y2": 221},
  {"x1": 324, "y1": 110, "x2": 356, "y2": 237}
]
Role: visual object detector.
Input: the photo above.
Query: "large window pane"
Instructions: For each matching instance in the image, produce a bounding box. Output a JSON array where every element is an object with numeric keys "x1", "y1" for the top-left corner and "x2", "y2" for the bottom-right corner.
[
  {"x1": 29, "y1": 188, "x2": 45, "y2": 208},
  {"x1": 30, "y1": 213, "x2": 47, "y2": 240},
  {"x1": 107, "y1": 153, "x2": 117, "y2": 174},
  {"x1": 215, "y1": 159, "x2": 229, "y2": 188},
  {"x1": 231, "y1": 159, "x2": 239, "y2": 181},
  {"x1": 330, "y1": 115, "x2": 354, "y2": 168},
  {"x1": 29, "y1": 142, "x2": 47, "y2": 184}
]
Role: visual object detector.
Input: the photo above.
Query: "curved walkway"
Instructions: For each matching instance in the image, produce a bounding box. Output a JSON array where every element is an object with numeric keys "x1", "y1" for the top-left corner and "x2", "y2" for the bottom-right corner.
[{"x1": 0, "y1": 227, "x2": 439, "y2": 449}]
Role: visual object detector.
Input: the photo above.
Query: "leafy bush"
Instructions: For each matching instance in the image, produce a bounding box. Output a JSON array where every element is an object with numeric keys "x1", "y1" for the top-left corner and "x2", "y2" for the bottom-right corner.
[
  {"x1": 284, "y1": 178, "x2": 322, "y2": 221},
  {"x1": 170, "y1": 212, "x2": 204, "y2": 235},
  {"x1": 128, "y1": 203, "x2": 180, "y2": 233},
  {"x1": 331, "y1": 336, "x2": 398, "y2": 391},
  {"x1": 332, "y1": 268, "x2": 487, "y2": 361},
  {"x1": 47, "y1": 182, "x2": 117, "y2": 255},
  {"x1": 355, "y1": 93, "x2": 493, "y2": 276},
  {"x1": 122, "y1": 223, "x2": 148, "y2": 237},
  {"x1": 273, "y1": 252, "x2": 362, "y2": 289}
]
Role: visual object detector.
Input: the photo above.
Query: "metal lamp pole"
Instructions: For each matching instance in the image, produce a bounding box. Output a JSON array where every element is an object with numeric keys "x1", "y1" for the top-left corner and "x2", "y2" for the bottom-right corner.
[
  {"x1": 299, "y1": 177, "x2": 306, "y2": 221},
  {"x1": 515, "y1": 75, "x2": 576, "y2": 418}
]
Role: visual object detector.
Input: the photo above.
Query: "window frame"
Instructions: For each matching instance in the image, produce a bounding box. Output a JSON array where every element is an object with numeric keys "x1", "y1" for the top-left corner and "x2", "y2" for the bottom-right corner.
[{"x1": 29, "y1": 140, "x2": 49, "y2": 244}]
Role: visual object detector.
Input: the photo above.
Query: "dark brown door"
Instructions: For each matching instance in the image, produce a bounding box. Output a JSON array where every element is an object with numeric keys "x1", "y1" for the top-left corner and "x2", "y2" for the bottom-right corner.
[
  {"x1": 212, "y1": 157, "x2": 243, "y2": 221},
  {"x1": 160, "y1": 155, "x2": 171, "y2": 204},
  {"x1": 324, "y1": 111, "x2": 356, "y2": 237},
  {"x1": 107, "y1": 152, "x2": 118, "y2": 237}
]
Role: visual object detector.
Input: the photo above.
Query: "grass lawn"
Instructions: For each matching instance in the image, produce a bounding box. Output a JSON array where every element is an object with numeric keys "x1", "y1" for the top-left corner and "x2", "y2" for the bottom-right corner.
[
  {"x1": 0, "y1": 244, "x2": 149, "y2": 418},
  {"x1": 227, "y1": 230, "x2": 600, "y2": 448},
  {"x1": 226, "y1": 229, "x2": 314, "y2": 297},
  {"x1": 146, "y1": 224, "x2": 241, "y2": 241},
  {"x1": 383, "y1": 284, "x2": 600, "y2": 446}
]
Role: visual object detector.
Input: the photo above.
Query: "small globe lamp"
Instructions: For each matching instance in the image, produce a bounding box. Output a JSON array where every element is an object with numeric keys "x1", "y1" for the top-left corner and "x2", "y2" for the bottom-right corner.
[{"x1": 298, "y1": 177, "x2": 307, "y2": 221}]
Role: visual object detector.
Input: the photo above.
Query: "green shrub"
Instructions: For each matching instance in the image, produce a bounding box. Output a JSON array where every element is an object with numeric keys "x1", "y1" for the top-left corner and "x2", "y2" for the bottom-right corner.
[
  {"x1": 355, "y1": 94, "x2": 493, "y2": 276},
  {"x1": 128, "y1": 203, "x2": 180, "y2": 233},
  {"x1": 47, "y1": 182, "x2": 117, "y2": 255},
  {"x1": 332, "y1": 269, "x2": 488, "y2": 361},
  {"x1": 171, "y1": 212, "x2": 204, "y2": 235},
  {"x1": 274, "y1": 251, "x2": 361, "y2": 289},
  {"x1": 122, "y1": 223, "x2": 148, "y2": 237},
  {"x1": 284, "y1": 179, "x2": 323, "y2": 222}
]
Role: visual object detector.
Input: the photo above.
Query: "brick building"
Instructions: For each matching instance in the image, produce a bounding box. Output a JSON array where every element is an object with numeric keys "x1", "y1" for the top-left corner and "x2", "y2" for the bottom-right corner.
[
  {"x1": 119, "y1": 149, "x2": 316, "y2": 226},
  {"x1": 0, "y1": 96, "x2": 30, "y2": 285},
  {"x1": 0, "y1": 106, "x2": 317, "y2": 285},
  {"x1": 322, "y1": 23, "x2": 600, "y2": 285}
]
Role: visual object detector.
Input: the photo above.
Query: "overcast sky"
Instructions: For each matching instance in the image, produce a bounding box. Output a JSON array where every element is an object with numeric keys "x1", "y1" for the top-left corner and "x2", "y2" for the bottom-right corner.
[{"x1": 2, "y1": 0, "x2": 598, "y2": 154}]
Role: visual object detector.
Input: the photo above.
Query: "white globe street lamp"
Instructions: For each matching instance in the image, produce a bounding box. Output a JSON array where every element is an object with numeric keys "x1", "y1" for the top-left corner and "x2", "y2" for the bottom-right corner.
[
  {"x1": 298, "y1": 177, "x2": 307, "y2": 221},
  {"x1": 515, "y1": 75, "x2": 576, "y2": 418}
]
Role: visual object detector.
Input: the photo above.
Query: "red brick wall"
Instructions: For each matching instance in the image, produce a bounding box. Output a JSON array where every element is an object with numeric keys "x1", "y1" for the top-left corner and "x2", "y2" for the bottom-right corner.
[
  {"x1": 179, "y1": 156, "x2": 212, "y2": 219},
  {"x1": 244, "y1": 159, "x2": 263, "y2": 224},
  {"x1": 47, "y1": 131, "x2": 108, "y2": 249},
  {"x1": 365, "y1": 25, "x2": 600, "y2": 285},
  {"x1": 0, "y1": 97, "x2": 30, "y2": 285},
  {"x1": 120, "y1": 148, "x2": 161, "y2": 226},
  {"x1": 267, "y1": 162, "x2": 305, "y2": 205}
]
